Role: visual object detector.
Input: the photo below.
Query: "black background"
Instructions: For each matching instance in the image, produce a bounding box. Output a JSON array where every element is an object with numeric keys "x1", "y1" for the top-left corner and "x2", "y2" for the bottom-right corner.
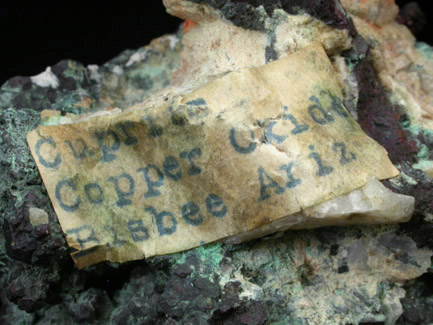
[{"x1": 0, "y1": 0, "x2": 431, "y2": 85}]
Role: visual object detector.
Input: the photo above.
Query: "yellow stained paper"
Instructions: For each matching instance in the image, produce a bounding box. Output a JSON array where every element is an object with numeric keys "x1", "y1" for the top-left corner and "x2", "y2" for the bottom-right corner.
[{"x1": 27, "y1": 43, "x2": 398, "y2": 269}]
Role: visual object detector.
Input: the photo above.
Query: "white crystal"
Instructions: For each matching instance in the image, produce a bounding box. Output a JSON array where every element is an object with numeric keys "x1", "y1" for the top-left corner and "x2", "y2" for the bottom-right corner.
[
  {"x1": 31, "y1": 67, "x2": 59, "y2": 88},
  {"x1": 112, "y1": 65, "x2": 124, "y2": 76},
  {"x1": 126, "y1": 50, "x2": 148, "y2": 67},
  {"x1": 87, "y1": 64, "x2": 101, "y2": 82},
  {"x1": 28, "y1": 207, "x2": 49, "y2": 226}
]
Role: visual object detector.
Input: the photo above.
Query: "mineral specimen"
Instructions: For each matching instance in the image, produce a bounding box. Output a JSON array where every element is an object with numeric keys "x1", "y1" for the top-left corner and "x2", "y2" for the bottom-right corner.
[
  {"x1": 1, "y1": 0, "x2": 433, "y2": 324},
  {"x1": 26, "y1": 41, "x2": 414, "y2": 269}
]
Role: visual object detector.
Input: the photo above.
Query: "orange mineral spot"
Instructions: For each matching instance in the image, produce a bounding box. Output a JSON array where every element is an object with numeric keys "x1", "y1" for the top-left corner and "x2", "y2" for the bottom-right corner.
[{"x1": 184, "y1": 19, "x2": 198, "y2": 33}]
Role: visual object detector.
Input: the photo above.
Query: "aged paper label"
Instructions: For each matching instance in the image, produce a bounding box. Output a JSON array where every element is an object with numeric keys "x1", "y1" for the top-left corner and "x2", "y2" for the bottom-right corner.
[{"x1": 27, "y1": 43, "x2": 398, "y2": 269}]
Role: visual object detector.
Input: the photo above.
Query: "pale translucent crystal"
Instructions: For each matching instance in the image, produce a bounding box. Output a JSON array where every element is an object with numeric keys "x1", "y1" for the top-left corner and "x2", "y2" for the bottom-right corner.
[{"x1": 225, "y1": 177, "x2": 415, "y2": 244}]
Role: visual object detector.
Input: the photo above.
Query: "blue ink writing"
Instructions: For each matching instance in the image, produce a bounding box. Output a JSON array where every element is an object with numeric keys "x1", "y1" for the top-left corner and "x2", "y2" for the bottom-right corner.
[
  {"x1": 163, "y1": 156, "x2": 182, "y2": 181},
  {"x1": 308, "y1": 145, "x2": 334, "y2": 176},
  {"x1": 264, "y1": 121, "x2": 287, "y2": 144},
  {"x1": 205, "y1": 194, "x2": 227, "y2": 218},
  {"x1": 104, "y1": 225, "x2": 127, "y2": 248},
  {"x1": 35, "y1": 137, "x2": 62, "y2": 168},
  {"x1": 128, "y1": 220, "x2": 149, "y2": 242},
  {"x1": 180, "y1": 148, "x2": 202, "y2": 175},
  {"x1": 282, "y1": 106, "x2": 309, "y2": 135},
  {"x1": 185, "y1": 98, "x2": 209, "y2": 119},
  {"x1": 65, "y1": 138, "x2": 94, "y2": 160},
  {"x1": 94, "y1": 130, "x2": 121, "y2": 163},
  {"x1": 229, "y1": 124, "x2": 257, "y2": 154},
  {"x1": 258, "y1": 167, "x2": 285, "y2": 201},
  {"x1": 308, "y1": 96, "x2": 334, "y2": 125},
  {"x1": 145, "y1": 206, "x2": 177, "y2": 236},
  {"x1": 169, "y1": 105, "x2": 186, "y2": 126},
  {"x1": 333, "y1": 142, "x2": 356, "y2": 165},
  {"x1": 328, "y1": 93, "x2": 348, "y2": 118},
  {"x1": 138, "y1": 165, "x2": 164, "y2": 198},
  {"x1": 144, "y1": 116, "x2": 163, "y2": 138},
  {"x1": 84, "y1": 183, "x2": 104, "y2": 204},
  {"x1": 182, "y1": 201, "x2": 204, "y2": 226},
  {"x1": 116, "y1": 122, "x2": 138, "y2": 145},
  {"x1": 280, "y1": 162, "x2": 302, "y2": 188},
  {"x1": 55, "y1": 178, "x2": 81, "y2": 212},
  {"x1": 107, "y1": 173, "x2": 136, "y2": 207},
  {"x1": 67, "y1": 225, "x2": 99, "y2": 249}
]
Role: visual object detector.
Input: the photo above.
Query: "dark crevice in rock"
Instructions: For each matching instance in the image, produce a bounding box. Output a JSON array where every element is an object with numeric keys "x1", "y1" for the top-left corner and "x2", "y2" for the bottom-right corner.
[
  {"x1": 353, "y1": 51, "x2": 419, "y2": 165},
  {"x1": 80, "y1": 261, "x2": 144, "y2": 299},
  {"x1": 397, "y1": 2, "x2": 427, "y2": 36},
  {"x1": 398, "y1": 273, "x2": 433, "y2": 324},
  {"x1": 187, "y1": 0, "x2": 356, "y2": 34},
  {"x1": 265, "y1": 31, "x2": 278, "y2": 63}
]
